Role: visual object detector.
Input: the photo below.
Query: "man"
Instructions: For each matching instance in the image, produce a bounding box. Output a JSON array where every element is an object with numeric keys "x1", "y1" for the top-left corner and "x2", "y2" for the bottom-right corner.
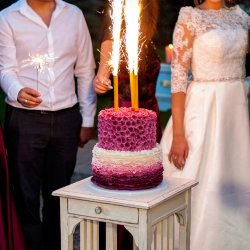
[{"x1": 0, "y1": 0, "x2": 96, "y2": 249}]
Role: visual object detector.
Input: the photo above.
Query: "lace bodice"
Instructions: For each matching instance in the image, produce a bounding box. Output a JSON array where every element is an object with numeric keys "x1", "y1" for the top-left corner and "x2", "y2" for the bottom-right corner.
[{"x1": 171, "y1": 5, "x2": 250, "y2": 93}]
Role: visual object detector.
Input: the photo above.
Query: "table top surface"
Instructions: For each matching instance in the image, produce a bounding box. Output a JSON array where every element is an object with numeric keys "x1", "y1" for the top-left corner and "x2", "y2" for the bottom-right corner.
[{"x1": 53, "y1": 177, "x2": 198, "y2": 209}]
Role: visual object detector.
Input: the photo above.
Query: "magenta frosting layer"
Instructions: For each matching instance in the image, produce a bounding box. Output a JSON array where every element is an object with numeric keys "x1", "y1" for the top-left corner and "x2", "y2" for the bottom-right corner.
[
  {"x1": 91, "y1": 163, "x2": 163, "y2": 190},
  {"x1": 98, "y1": 107, "x2": 156, "y2": 151}
]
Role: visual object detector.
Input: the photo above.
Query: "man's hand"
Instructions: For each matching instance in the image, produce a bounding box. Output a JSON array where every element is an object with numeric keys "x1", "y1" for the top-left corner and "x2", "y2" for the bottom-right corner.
[
  {"x1": 17, "y1": 87, "x2": 42, "y2": 108},
  {"x1": 79, "y1": 127, "x2": 95, "y2": 148}
]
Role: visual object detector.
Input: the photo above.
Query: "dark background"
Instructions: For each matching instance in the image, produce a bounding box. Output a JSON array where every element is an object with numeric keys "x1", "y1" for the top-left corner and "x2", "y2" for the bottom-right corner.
[
  {"x1": 0, "y1": 0, "x2": 250, "y2": 125},
  {"x1": 1, "y1": 0, "x2": 249, "y2": 60}
]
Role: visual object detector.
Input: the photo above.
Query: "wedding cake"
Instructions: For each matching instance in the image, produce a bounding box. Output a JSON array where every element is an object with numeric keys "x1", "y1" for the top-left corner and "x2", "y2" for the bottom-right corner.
[{"x1": 91, "y1": 107, "x2": 163, "y2": 190}]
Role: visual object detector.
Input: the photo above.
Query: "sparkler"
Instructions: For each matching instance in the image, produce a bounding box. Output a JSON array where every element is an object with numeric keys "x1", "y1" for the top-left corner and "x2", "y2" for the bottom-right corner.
[
  {"x1": 109, "y1": 0, "x2": 141, "y2": 111},
  {"x1": 110, "y1": 0, "x2": 123, "y2": 112},
  {"x1": 24, "y1": 53, "x2": 53, "y2": 91},
  {"x1": 124, "y1": 0, "x2": 141, "y2": 111}
]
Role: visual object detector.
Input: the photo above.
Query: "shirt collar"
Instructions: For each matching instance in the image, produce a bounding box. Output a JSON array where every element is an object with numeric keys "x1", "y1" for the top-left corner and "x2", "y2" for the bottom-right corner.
[
  {"x1": 18, "y1": 0, "x2": 67, "y2": 12},
  {"x1": 17, "y1": 0, "x2": 67, "y2": 28}
]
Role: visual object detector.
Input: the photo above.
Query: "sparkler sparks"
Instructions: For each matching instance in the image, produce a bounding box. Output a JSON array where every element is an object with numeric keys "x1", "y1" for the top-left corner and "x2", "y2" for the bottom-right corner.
[
  {"x1": 27, "y1": 53, "x2": 50, "y2": 73},
  {"x1": 110, "y1": 0, "x2": 123, "y2": 111},
  {"x1": 109, "y1": 0, "x2": 141, "y2": 111},
  {"x1": 23, "y1": 53, "x2": 55, "y2": 91},
  {"x1": 125, "y1": 0, "x2": 141, "y2": 110},
  {"x1": 110, "y1": 0, "x2": 123, "y2": 76}
]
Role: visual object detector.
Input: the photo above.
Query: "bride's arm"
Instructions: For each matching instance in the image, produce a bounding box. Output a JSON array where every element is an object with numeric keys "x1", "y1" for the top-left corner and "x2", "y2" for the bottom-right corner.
[
  {"x1": 93, "y1": 40, "x2": 113, "y2": 94},
  {"x1": 170, "y1": 93, "x2": 188, "y2": 169},
  {"x1": 93, "y1": 5, "x2": 113, "y2": 94},
  {"x1": 168, "y1": 7, "x2": 194, "y2": 169}
]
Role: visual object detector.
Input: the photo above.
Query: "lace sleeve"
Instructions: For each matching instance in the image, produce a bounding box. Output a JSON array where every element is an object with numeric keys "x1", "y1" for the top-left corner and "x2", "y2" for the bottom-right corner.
[
  {"x1": 235, "y1": 5, "x2": 250, "y2": 29},
  {"x1": 171, "y1": 7, "x2": 195, "y2": 93}
]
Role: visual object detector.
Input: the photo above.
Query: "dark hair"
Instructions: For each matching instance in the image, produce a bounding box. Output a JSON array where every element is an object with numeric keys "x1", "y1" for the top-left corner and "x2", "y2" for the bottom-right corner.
[
  {"x1": 101, "y1": 0, "x2": 158, "y2": 42},
  {"x1": 194, "y1": 0, "x2": 204, "y2": 5},
  {"x1": 194, "y1": 0, "x2": 237, "y2": 6},
  {"x1": 140, "y1": 0, "x2": 159, "y2": 40}
]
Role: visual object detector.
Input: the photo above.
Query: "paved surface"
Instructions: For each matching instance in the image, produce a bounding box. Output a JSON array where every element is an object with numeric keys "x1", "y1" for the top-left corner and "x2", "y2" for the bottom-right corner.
[{"x1": 72, "y1": 139, "x2": 97, "y2": 182}]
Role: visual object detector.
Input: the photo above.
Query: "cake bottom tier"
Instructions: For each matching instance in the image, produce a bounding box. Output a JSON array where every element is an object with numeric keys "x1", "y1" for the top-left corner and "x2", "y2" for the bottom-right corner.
[
  {"x1": 91, "y1": 163, "x2": 163, "y2": 190},
  {"x1": 91, "y1": 144, "x2": 164, "y2": 190}
]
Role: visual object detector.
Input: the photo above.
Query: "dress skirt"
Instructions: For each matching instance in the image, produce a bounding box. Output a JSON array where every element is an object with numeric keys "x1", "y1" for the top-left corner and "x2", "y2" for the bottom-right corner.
[
  {"x1": 161, "y1": 79, "x2": 250, "y2": 250},
  {"x1": 0, "y1": 128, "x2": 26, "y2": 250}
]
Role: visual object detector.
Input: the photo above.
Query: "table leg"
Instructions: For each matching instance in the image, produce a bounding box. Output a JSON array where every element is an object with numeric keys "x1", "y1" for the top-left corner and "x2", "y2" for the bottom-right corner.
[
  {"x1": 177, "y1": 190, "x2": 191, "y2": 250},
  {"x1": 133, "y1": 240, "x2": 139, "y2": 250},
  {"x1": 138, "y1": 210, "x2": 152, "y2": 250},
  {"x1": 60, "y1": 198, "x2": 73, "y2": 250}
]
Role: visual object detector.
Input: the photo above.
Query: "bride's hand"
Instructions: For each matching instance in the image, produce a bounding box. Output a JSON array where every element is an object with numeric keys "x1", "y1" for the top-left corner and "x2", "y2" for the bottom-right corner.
[
  {"x1": 93, "y1": 75, "x2": 112, "y2": 94},
  {"x1": 168, "y1": 135, "x2": 189, "y2": 170}
]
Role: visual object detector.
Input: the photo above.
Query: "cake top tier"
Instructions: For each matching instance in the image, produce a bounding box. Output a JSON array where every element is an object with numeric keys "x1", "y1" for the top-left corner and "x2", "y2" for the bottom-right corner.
[
  {"x1": 99, "y1": 107, "x2": 156, "y2": 119},
  {"x1": 98, "y1": 107, "x2": 157, "y2": 151}
]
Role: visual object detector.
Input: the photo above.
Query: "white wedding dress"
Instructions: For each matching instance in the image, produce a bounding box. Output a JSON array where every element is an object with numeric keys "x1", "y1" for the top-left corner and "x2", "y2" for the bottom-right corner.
[{"x1": 161, "y1": 6, "x2": 250, "y2": 250}]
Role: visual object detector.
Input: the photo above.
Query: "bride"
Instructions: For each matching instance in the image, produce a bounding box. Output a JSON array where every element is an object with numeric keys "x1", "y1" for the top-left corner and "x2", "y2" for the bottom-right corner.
[{"x1": 161, "y1": 0, "x2": 250, "y2": 249}]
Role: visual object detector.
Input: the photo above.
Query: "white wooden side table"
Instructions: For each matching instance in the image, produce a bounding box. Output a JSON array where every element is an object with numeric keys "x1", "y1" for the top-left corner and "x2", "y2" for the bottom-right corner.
[{"x1": 53, "y1": 177, "x2": 197, "y2": 250}]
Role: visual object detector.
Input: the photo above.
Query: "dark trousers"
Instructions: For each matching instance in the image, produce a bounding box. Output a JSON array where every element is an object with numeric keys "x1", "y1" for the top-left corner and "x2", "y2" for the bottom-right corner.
[{"x1": 4, "y1": 104, "x2": 82, "y2": 250}]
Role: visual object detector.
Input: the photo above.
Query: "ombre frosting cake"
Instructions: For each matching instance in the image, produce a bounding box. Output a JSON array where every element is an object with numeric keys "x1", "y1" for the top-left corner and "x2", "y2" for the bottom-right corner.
[{"x1": 91, "y1": 107, "x2": 164, "y2": 190}]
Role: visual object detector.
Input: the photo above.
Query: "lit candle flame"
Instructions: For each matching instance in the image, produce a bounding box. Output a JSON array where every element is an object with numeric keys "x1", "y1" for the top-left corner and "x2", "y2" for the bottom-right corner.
[
  {"x1": 110, "y1": 0, "x2": 123, "y2": 111},
  {"x1": 165, "y1": 44, "x2": 173, "y2": 64}
]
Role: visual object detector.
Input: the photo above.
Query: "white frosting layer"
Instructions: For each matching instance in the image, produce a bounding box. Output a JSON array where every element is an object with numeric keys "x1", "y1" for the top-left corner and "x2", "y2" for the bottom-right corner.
[{"x1": 92, "y1": 143, "x2": 162, "y2": 168}]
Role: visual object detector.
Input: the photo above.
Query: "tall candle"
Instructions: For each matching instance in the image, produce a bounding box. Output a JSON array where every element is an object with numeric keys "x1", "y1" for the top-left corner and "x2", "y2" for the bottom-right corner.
[
  {"x1": 165, "y1": 44, "x2": 173, "y2": 64},
  {"x1": 134, "y1": 74, "x2": 138, "y2": 111},
  {"x1": 129, "y1": 72, "x2": 135, "y2": 108},
  {"x1": 113, "y1": 75, "x2": 119, "y2": 112}
]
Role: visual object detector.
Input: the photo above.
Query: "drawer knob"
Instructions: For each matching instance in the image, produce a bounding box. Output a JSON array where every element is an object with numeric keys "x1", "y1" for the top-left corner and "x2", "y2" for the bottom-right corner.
[{"x1": 95, "y1": 206, "x2": 102, "y2": 214}]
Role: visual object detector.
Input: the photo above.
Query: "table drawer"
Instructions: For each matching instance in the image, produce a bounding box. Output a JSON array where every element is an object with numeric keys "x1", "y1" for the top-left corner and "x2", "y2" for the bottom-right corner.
[{"x1": 68, "y1": 199, "x2": 138, "y2": 224}]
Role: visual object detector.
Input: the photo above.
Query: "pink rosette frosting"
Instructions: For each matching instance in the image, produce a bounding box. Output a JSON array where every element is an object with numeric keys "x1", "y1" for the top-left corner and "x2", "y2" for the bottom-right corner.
[
  {"x1": 91, "y1": 163, "x2": 163, "y2": 190},
  {"x1": 91, "y1": 107, "x2": 163, "y2": 190},
  {"x1": 98, "y1": 107, "x2": 156, "y2": 151},
  {"x1": 91, "y1": 144, "x2": 163, "y2": 190}
]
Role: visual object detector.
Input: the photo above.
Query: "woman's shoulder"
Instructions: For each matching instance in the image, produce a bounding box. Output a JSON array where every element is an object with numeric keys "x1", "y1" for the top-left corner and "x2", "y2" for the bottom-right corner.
[
  {"x1": 233, "y1": 5, "x2": 250, "y2": 27},
  {"x1": 234, "y1": 5, "x2": 248, "y2": 14},
  {"x1": 179, "y1": 6, "x2": 196, "y2": 15},
  {"x1": 234, "y1": 5, "x2": 249, "y2": 18},
  {"x1": 179, "y1": 6, "x2": 195, "y2": 13},
  {"x1": 177, "y1": 6, "x2": 196, "y2": 22}
]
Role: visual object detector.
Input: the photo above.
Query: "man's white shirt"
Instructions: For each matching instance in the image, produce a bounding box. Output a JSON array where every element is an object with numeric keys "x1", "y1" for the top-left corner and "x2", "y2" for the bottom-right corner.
[{"x1": 0, "y1": 0, "x2": 96, "y2": 127}]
